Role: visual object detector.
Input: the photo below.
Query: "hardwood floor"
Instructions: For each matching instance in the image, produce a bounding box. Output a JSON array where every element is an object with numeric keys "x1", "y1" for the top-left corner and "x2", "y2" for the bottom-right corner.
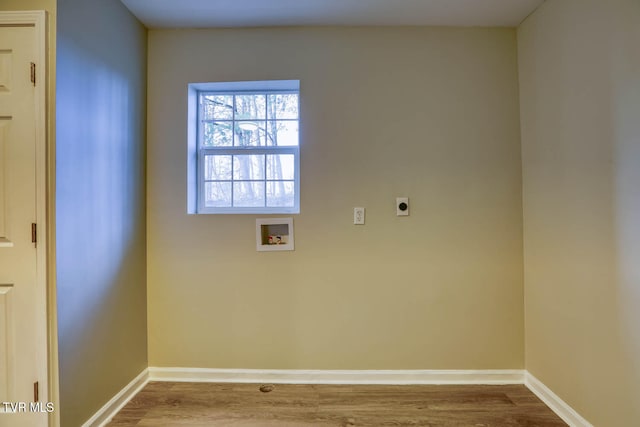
[{"x1": 106, "y1": 382, "x2": 567, "y2": 426}]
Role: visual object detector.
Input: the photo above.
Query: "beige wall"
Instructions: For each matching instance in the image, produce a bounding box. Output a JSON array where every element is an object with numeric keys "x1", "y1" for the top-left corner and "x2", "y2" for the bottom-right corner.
[
  {"x1": 147, "y1": 27, "x2": 524, "y2": 369},
  {"x1": 519, "y1": 0, "x2": 640, "y2": 425}
]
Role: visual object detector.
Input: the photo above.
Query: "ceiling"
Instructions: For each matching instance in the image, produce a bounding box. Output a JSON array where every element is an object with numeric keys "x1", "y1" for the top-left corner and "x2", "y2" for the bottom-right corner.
[{"x1": 119, "y1": 0, "x2": 546, "y2": 29}]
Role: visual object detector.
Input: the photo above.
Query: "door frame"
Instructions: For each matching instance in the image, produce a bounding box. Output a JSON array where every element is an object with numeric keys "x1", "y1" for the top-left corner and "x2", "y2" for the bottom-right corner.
[{"x1": 0, "y1": 10, "x2": 57, "y2": 427}]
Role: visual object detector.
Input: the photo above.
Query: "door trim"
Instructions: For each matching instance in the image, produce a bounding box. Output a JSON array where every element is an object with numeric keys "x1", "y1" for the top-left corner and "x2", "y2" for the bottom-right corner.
[{"x1": 0, "y1": 10, "x2": 56, "y2": 427}]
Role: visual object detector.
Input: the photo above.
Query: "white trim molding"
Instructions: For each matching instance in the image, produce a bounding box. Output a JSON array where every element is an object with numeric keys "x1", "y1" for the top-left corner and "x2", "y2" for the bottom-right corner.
[
  {"x1": 81, "y1": 369, "x2": 149, "y2": 427},
  {"x1": 525, "y1": 372, "x2": 594, "y2": 427},
  {"x1": 148, "y1": 367, "x2": 525, "y2": 385},
  {"x1": 82, "y1": 367, "x2": 593, "y2": 427},
  {"x1": 85, "y1": 368, "x2": 596, "y2": 427}
]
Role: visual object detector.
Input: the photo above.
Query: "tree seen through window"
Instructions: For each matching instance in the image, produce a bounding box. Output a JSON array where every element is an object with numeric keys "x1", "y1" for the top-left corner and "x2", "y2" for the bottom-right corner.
[{"x1": 199, "y1": 90, "x2": 299, "y2": 211}]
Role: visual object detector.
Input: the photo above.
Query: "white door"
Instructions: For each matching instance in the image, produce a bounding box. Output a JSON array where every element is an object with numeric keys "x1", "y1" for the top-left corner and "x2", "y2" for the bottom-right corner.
[{"x1": 0, "y1": 17, "x2": 48, "y2": 427}]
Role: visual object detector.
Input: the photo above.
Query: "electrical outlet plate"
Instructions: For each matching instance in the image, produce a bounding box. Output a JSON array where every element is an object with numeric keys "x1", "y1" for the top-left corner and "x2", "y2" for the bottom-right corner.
[
  {"x1": 396, "y1": 197, "x2": 409, "y2": 216},
  {"x1": 354, "y1": 207, "x2": 365, "y2": 225}
]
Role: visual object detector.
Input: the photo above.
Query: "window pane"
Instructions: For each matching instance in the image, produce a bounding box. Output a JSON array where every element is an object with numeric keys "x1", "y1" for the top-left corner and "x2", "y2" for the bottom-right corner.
[
  {"x1": 234, "y1": 122, "x2": 265, "y2": 146},
  {"x1": 202, "y1": 95, "x2": 233, "y2": 120},
  {"x1": 266, "y1": 121, "x2": 298, "y2": 146},
  {"x1": 233, "y1": 182, "x2": 265, "y2": 207},
  {"x1": 204, "y1": 155, "x2": 232, "y2": 180},
  {"x1": 235, "y1": 94, "x2": 266, "y2": 120},
  {"x1": 266, "y1": 154, "x2": 295, "y2": 180},
  {"x1": 204, "y1": 182, "x2": 232, "y2": 207},
  {"x1": 267, "y1": 181, "x2": 295, "y2": 207},
  {"x1": 233, "y1": 155, "x2": 265, "y2": 180},
  {"x1": 268, "y1": 94, "x2": 298, "y2": 119},
  {"x1": 202, "y1": 121, "x2": 233, "y2": 147}
]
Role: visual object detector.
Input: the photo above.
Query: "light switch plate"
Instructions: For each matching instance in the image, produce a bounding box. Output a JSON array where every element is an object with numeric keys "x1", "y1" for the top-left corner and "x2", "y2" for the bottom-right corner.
[{"x1": 354, "y1": 207, "x2": 365, "y2": 225}]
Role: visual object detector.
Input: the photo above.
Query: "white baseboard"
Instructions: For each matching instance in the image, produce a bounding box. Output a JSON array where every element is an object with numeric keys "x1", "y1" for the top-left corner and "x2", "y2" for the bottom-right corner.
[
  {"x1": 82, "y1": 367, "x2": 593, "y2": 427},
  {"x1": 81, "y1": 368, "x2": 149, "y2": 427},
  {"x1": 525, "y1": 372, "x2": 594, "y2": 427},
  {"x1": 148, "y1": 367, "x2": 525, "y2": 385}
]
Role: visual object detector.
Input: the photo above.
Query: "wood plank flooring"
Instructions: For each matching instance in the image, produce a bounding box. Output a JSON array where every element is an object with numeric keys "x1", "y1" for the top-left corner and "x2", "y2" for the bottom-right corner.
[{"x1": 106, "y1": 382, "x2": 567, "y2": 426}]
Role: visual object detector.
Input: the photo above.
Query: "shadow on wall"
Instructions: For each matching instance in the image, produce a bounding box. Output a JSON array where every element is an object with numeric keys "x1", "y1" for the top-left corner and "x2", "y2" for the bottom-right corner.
[{"x1": 612, "y1": 4, "x2": 640, "y2": 418}]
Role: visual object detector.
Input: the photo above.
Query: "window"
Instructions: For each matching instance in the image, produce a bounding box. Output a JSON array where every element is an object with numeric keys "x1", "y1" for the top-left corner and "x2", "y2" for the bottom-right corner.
[{"x1": 188, "y1": 80, "x2": 300, "y2": 214}]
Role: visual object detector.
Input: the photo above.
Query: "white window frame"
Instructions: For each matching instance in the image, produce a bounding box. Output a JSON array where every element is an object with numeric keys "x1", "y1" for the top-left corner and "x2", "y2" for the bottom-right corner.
[{"x1": 187, "y1": 80, "x2": 300, "y2": 214}]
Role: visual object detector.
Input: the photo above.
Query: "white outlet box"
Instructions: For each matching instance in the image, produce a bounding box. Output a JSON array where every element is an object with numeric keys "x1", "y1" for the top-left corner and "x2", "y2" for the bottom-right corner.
[
  {"x1": 396, "y1": 197, "x2": 409, "y2": 216},
  {"x1": 354, "y1": 207, "x2": 365, "y2": 225},
  {"x1": 256, "y1": 218, "x2": 294, "y2": 251}
]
